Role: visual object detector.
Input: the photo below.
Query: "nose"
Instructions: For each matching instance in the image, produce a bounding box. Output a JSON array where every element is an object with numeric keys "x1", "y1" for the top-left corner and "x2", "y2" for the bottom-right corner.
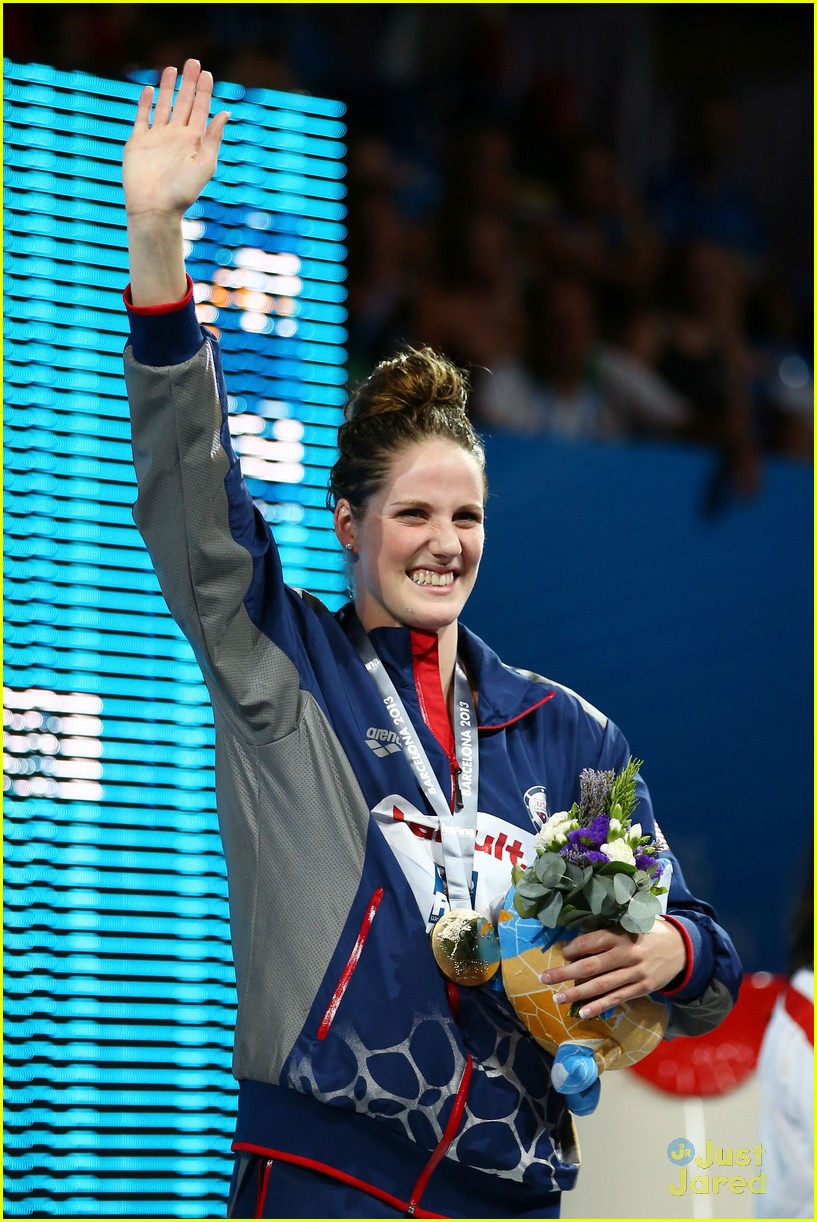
[{"x1": 430, "y1": 520, "x2": 462, "y2": 558}]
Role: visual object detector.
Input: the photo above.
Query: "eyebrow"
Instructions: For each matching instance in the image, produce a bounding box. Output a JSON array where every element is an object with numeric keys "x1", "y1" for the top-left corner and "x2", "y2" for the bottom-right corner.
[{"x1": 389, "y1": 499, "x2": 485, "y2": 512}]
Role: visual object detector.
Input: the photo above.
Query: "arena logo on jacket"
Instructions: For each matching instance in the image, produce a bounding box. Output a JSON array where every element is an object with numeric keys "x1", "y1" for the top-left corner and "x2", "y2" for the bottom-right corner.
[{"x1": 371, "y1": 796, "x2": 537, "y2": 930}]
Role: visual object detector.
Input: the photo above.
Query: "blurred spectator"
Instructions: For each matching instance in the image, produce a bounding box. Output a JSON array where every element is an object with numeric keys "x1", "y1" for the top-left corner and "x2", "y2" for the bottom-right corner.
[
  {"x1": 655, "y1": 239, "x2": 761, "y2": 496},
  {"x1": 345, "y1": 184, "x2": 419, "y2": 384},
  {"x1": 514, "y1": 70, "x2": 588, "y2": 209},
  {"x1": 474, "y1": 277, "x2": 688, "y2": 441},
  {"x1": 414, "y1": 202, "x2": 529, "y2": 377},
  {"x1": 541, "y1": 138, "x2": 662, "y2": 313},
  {"x1": 651, "y1": 90, "x2": 767, "y2": 266}
]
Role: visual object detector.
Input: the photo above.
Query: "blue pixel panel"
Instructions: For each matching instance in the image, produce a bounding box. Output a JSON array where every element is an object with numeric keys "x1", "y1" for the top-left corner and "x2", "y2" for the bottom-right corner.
[{"x1": 3, "y1": 60, "x2": 347, "y2": 1216}]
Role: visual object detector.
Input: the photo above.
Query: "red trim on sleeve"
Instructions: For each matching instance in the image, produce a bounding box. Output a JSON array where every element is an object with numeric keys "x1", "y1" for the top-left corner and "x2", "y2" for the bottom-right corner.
[
  {"x1": 407, "y1": 1055, "x2": 473, "y2": 1213},
  {"x1": 783, "y1": 983, "x2": 814, "y2": 1046},
  {"x1": 317, "y1": 887, "x2": 384, "y2": 1039},
  {"x1": 657, "y1": 914, "x2": 694, "y2": 996},
  {"x1": 478, "y1": 690, "x2": 556, "y2": 731},
  {"x1": 230, "y1": 1144, "x2": 445, "y2": 1219},
  {"x1": 123, "y1": 274, "x2": 194, "y2": 314}
]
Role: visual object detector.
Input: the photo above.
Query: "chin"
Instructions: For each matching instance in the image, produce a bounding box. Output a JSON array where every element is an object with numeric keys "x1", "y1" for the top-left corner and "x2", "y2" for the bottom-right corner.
[{"x1": 403, "y1": 600, "x2": 465, "y2": 634}]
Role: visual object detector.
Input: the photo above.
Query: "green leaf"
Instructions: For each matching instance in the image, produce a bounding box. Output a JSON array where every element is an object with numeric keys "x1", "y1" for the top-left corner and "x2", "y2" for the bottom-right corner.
[
  {"x1": 565, "y1": 865, "x2": 592, "y2": 897},
  {"x1": 613, "y1": 873, "x2": 636, "y2": 904},
  {"x1": 534, "y1": 853, "x2": 567, "y2": 887},
  {"x1": 514, "y1": 882, "x2": 547, "y2": 918},
  {"x1": 586, "y1": 875, "x2": 608, "y2": 915},
  {"x1": 537, "y1": 890, "x2": 565, "y2": 928},
  {"x1": 625, "y1": 890, "x2": 662, "y2": 930},
  {"x1": 628, "y1": 890, "x2": 661, "y2": 914},
  {"x1": 516, "y1": 878, "x2": 547, "y2": 900},
  {"x1": 599, "y1": 861, "x2": 637, "y2": 877},
  {"x1": 513, "y1": 890, "x2": 541, "y2": 919},
  {"x1": 620, "y1": 909, "x2": 656, "y2": 935}
]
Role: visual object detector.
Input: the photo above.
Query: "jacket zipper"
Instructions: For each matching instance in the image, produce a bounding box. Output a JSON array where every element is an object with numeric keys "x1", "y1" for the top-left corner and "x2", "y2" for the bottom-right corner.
[
  {"x1": 451, "y1": 760, "x2": 463, "y2": 811},
  {"x1": 405, "y1": 1053, "x2": 473, "y2": 1215},
  {"x1": 317, "y1": 887, "x2": 384, "y2": 1039}
]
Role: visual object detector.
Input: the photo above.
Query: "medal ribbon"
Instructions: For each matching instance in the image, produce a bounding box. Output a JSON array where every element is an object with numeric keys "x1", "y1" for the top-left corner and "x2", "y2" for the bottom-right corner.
[{"x1": 349, "y1": 617, "x2": 479, "y2": 912}]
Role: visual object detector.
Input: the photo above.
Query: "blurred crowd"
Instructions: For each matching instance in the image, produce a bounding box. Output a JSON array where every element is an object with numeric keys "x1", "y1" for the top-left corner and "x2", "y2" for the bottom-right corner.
[{"x1": 8, "y1": 3, "x2": 812, "y2": 488}]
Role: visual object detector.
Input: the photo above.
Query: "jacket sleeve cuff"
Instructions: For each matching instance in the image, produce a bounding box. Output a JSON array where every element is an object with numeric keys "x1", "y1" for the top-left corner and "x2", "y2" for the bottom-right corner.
[
  {"x1": 657, "y1": 913, "x2": 712, "y2": 1000},
  {"x1": 123, "y1": 276, "x2": 206, "y2": 366}
]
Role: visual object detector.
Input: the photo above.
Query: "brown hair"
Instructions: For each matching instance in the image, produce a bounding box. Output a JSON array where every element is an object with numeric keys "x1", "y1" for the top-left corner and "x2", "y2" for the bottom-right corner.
[{"x1": 328, "y1": 346, "x2": 487, "y2": 512}]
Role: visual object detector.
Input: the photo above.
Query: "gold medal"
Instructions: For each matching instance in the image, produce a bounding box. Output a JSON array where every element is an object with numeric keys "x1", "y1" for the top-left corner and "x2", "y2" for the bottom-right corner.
[{"x1": 431, "y1": 908, "x2": 501, "y2": 986}]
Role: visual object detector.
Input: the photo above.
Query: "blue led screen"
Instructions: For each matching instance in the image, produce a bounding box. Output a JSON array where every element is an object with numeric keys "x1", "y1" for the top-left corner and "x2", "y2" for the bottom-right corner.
[{"x1": 4, "y1": 60, "x2": 347, "y2": 1216}]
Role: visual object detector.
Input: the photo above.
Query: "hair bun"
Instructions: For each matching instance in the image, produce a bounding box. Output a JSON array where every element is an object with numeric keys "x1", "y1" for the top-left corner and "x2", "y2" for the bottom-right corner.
[
  {"x1": 346, "y1": 346, "x2": 469, "y2": 422},
  {"x1": 328, "y1": 345, "x2": 485, "y2": 512}
]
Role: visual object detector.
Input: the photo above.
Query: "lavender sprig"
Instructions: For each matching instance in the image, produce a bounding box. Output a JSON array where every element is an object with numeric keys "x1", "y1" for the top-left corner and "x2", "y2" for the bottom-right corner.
[{"x1": 578, "y1": 768, "x2": 616, "y2": 825}]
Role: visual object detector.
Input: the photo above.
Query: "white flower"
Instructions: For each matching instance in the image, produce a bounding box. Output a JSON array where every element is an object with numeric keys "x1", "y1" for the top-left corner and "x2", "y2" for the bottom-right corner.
[
  {"x1": 608, "y1": 817, "x2": 622, "y2": 835},
  {"x1": 626, "y1": 823, "x2": 642, "y2": 847},
  {"x1": 535, "y1": 810, "x2": 574, "y2": 850},
  {"x1": 602, "y1": 839, "x2": 636, "y2": 866}
]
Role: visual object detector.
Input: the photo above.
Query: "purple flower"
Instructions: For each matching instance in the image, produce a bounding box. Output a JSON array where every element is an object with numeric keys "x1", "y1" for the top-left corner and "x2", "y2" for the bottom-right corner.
[
  {"x1": 636, "y1": 853, "x2": 661, "y2": 873},
  {"x1": 586, "y1": 814, "x2": 611, "y2": 847},
  {"x1": 584, "y1": 850, "x2": 610, "y2": 865},
  {"x1": 567, "y1": 814, "x2": 610, "y2": 851}
]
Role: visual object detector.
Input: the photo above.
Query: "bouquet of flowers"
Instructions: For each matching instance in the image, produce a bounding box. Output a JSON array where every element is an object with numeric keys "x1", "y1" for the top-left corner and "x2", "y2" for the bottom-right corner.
[
  {"x1": 512, "y1": 757, "x2": 667, "y2": 949},
  {"x1": 497, "y1": 758, "x2": 671, "y2": 1115}
]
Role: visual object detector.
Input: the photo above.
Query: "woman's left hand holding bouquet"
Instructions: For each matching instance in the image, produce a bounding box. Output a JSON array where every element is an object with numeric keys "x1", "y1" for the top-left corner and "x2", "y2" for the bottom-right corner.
[{"x1": 541, "y1": 918, "x2": 687, "y2": 1019}]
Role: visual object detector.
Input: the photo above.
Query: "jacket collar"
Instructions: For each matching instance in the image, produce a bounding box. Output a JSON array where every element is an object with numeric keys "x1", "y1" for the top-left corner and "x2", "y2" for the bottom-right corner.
[
  {"x1": 340, "y1": 604, "x2": 555, "y2": 730},
  {"x1": 456, "y1": 621, "x2": 556, "y2": 730}
]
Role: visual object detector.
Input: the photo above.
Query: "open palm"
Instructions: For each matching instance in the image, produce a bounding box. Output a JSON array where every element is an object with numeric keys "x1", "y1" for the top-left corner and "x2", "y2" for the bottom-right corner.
[{"x1": 122, "y1": 59, "x2": 229, "y2": 218}]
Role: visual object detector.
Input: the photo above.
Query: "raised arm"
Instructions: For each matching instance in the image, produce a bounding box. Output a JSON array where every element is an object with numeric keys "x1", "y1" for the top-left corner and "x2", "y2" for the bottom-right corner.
[{"x1": 122, "y1": 58, "x2": 230, "y2": 306}]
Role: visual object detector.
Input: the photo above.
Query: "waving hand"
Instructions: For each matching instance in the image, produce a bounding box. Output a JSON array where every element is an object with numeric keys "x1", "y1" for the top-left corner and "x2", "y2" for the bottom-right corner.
[{"x1": 123, "y1": 59, "x2": 229, "y2": 306}]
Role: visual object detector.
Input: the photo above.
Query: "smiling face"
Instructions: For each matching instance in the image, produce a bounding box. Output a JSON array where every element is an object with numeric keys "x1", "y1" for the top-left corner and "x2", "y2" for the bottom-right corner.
[{"x1": 334, "y1": 437, "x2": 486, "y2": 637}]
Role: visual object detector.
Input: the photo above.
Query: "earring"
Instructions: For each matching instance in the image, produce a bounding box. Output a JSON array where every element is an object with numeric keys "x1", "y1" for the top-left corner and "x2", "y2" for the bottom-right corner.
[{"x1": 344, "y1": 542, "x2": 354, "y2": 552}]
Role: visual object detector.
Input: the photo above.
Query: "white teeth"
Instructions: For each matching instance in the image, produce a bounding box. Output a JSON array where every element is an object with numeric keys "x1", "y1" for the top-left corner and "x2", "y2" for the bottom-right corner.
[{"x1": 409, "y1": 569, "x2": 455, "y2": 587}]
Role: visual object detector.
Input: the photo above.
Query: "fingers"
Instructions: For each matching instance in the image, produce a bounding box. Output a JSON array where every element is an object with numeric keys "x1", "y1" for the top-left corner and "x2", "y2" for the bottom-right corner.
[
  {"x1": 542, "y1": 931, "x2": 633, "y2": 987},
  {"x1": 540, "y1": 932, "x2": 646, "y2": 1018},
  {"x1": 188, "y1": 69, "x2": 215, "y2": 133},
  {"x1": 555, "y1": 970, "x2": 640, "y2": 1020},
  {"x1": 561, "y1": 929, "x2": 627, "y2": 962},
  {"x1": 539, "y1": 922, "x2": 686, "y2": 1018},
  {"x1": 202, "y1": 109, "x2": 231, "y2": 160},
  {"x1": 152, "y1": 64, "x2": 179, "y2": 126},
  {"x1": 171, "y1": 58, "x2": 202, "y2": 127},
  {"x1": 135, "y1": 60, "x2": 225, "y2": 141},
  {"x1": 132, "y1": 85, "x2": 155, "y2": 131}
]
